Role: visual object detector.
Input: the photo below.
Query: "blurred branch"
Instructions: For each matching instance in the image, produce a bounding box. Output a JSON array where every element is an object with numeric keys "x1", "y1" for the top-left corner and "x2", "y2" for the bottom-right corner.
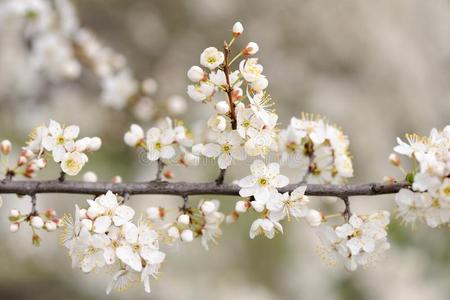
[{"x1": 0, "y1": 180, "x2": 410, "y2": 197}]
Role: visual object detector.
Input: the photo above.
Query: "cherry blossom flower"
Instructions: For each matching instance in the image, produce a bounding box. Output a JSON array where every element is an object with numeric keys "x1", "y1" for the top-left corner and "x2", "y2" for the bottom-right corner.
[{"x1": 203, "y1": 131, "x2": 246, "y2": 169}]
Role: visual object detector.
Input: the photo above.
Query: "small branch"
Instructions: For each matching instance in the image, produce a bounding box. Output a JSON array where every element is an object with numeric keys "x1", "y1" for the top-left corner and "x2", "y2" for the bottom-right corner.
[
  {"x1": 223, "y1": 41, "x2": 237, "y2": 130},
  {"x1": 0, "y1": 180, "x2": 410, "y2": 197},
  {"x1": 215, "y1": 169, "x2": 226, "y2": 185},
  {"x1": 154, "y1": 159, "x2": 165, "y2": 181},
  {"x1": 180, "y1": 195, "x2": 189, "y2": 212},
  {"x1": 58, "y1": 171, "x2": 66, "y2": 182},
  {"x1": 340, "y1": 196, "x2": 351, "y2": 221},
  {"x1": 30, "y1": 194, "x2": 37, "y2": 216}
]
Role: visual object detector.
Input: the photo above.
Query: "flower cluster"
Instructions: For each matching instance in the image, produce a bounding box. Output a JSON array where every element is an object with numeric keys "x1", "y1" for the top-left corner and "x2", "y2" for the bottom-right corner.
[
  {"x1": 0, "y1": 0, "x2": 187, "y2": 119},
  {"x1": 236, "y1": 160, "x2": 322, "y2": 239},
  {"x1": 124, "y1": 117, "x2": 197, "y2": 172},
  {"x1": 391, "y1": 126, "x2": 450, "y2": 228},
  {"x1": 1, "y1": 140, "x2": 47, "y2": 178},
  {"x1": 187, "y1": 22, "x2": 278, "y2": 171},
  {"x1": 60, "y1": 191, "x2": 166, "y2": 294},
  {"x1": 279, "y1": 114, "x2": 353, "y2": 184},
  {"x1": 26, "y1": 120, "x2": 101, "y2": 176},
  {"x1": 316, "y1": 211, "x2": 390, "y2": 271},
  {"x1": 9, "y1": 207, "x2": 63, "y2": 246}
]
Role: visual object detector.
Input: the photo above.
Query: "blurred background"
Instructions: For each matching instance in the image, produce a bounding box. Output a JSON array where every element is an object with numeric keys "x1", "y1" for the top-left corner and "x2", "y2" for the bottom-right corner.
[{"x1": 0, "y1": 0, "x2": 449, "y2": 299}]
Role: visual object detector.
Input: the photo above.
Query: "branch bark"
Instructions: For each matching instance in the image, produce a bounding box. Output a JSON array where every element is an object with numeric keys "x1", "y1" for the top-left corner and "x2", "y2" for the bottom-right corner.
[{"x1": 0, "y1": 180, "x2": 410, "y2": 198}]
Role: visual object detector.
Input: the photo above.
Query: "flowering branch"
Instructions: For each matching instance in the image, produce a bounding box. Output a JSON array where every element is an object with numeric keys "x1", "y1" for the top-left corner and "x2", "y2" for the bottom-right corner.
[{"x1": 0, "y1": 180, "x2": 410, "y2": 197}]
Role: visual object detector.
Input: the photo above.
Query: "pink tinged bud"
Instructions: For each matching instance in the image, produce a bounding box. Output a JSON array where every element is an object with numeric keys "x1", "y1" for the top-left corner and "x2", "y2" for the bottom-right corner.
[
  {"x1": 243, "y1": 42, "x2": 259, "y2": 55},
  {"x1": 112, "y1": 176, "x2": 122, "y2": 183},
  {"x1": 235, "y1": 200, "x2": 249, "y2": 213},
  {"x1": 45, "y1": 208, "x2": 56, "y2": 218},
  {"x1": 17, "y1": 156, "x2": 27, "y2": 166},
  {"x1": 0, "y1": 140, "x2": 12, "y2": 155},
  {"x1": 45, "y1": 221, "x2": 57, "y2": 232},
  {"x1": 146, "y1": 207, "x2": 161, "y2": 220},
  {"x1": 21, "y1": 148, "x2": 34, "y2": 159},
  {"x1": 215, "y1": 101, "x2": 230, "y2": 114},
  {"x1": 181, "y1": 229, "x2": 194, "y2": 242},
  {"x1": 55, "y1": 218, "x2": 64, "y2": 227},
  {"x1": 187, "y1": 66, "x2": 205, "y2": 82},
  {"x1": 9, "y1": 223, "x2": 20, "y2": 233},
  {"x1": 389, "y1": 153, "x2": 400, "y2": 166},
  {"x1": 232, "y1": 21, "x2": 244, "y2": 37},
  {"x1": 31, "y1": 216, "x2": 44, "y2": 229},
  {"x1": 177, "y1": 214, "x2": 190, "y2": 225},
  {"x1": 79, "y1": 208, "x2": 88, "y2": 219},
  {"x1": 10, "y1": 209, "x2": 20, "y2": 217}
]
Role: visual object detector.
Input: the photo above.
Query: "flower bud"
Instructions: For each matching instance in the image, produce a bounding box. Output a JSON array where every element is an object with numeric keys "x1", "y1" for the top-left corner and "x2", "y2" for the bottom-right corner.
[
  {"x1": 45, "y1": 221, "x2": 57, "y2": 232},
  {"x1": 251, "y1": 77, "x2": 268, "y2": 92},
  {"x1": 17, "y1": 156, "x2": 27, "y2": 166},
  {"x1": 146, "y1": 207, "x2": 161, "y2": 220},
  {"x1": 0, "y1": 140, "x2": 12, "y2": 155},
  {"x1": 383, "y1": 176, "x2": 397, "y2": 184},
  {"x1": 232, "y1": 21, "x2": 244, "y2": 37},
  {"x1": 226, "y1": 212, "x2": 239, "y2": 224},
  {"x1": 305, "y1": 209, "x2": 322, "y2": 227},
  {"x1": 56, "y1": 218, "x2": 64, "y2": 227},
  {"x1": 215, "y1": 101, "x2": 230, "y2": 114},
  {"x1": 167, "y1": 226, "x2": 180, "y2": 239},
  {"x1": 35, "y1": 158, "x2": 47, "y2": 169},
  {"x1": 81, "y1": 219, "x2": 93, "y2": 231},
  {"x1": 181, "y1": 229, "x2": 194, "y2": 242},
  {"x1": 45, "y1": 208, "x2": 56, "y2": 218},
  {"x1": 187, "y1": 66, "x2": 205, "y2": 82},
  {"x1": 243, "y1": 42, "x2": 259, "y2": 55},
  {"x1": 389, "y1": 153, "x2": 400, "y2": 166},
  {"x1": 75, "y1": 138, "x2": 89, "y2": 152},
  {"x1": 87, "y1": 137, "x2": 102, "y2": 152},
  {"x1": 87, "y1": 206, "x2": 101, "y2": 219},
  {"x1": 235, "y1": 200, "x2": 249, "y2": 213},
  {"x1": 9, "y1": 223, "x2": 20, "y2": 233},
  {"x1": 83, "y1": 171, "x2": 98, "y2": 182},
  {"x1": 21, "y1": 148, "x2": 34, "y2": 159},
  {"x1": 167, "y1": 95, "x2": 187, "y2": 115},
  {"x1": 163, "y1": 170, "x2": 174, "y2": 180},
  {"x1": 177, "y1": 214, "x2": 190, "y2": 225},
  {"x1": 142, "y1": 78, "x2": 158, "y2": 95},
  {"x1": 10, "y1": 209, "x2": 20, "y2": 217},
  {"x1": 183, "y1": 152, "x2": 200, "y2": 167},
  {"x1": 31, "y1": 216, "x2": 44, "y2": 229},
  {"x1": 112, "y1": 176, "x2": 122, "y2": 183},
  {"x1": 201, "y1": 201, "x2": 216, "y2": 215}
]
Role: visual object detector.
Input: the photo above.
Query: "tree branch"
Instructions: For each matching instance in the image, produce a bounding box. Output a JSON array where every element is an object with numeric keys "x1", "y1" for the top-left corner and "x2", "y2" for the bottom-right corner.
[{"x1": 0, "y1": 180, "x2": 410, "y2": 198}]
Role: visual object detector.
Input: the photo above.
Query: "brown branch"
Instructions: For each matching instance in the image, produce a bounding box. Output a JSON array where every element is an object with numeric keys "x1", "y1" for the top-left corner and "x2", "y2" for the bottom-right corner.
[
  {"x1": 0, "y1": 180, "x2": 410, "y2": 198},
  {"x1": 223, "y1": 41, "x2": 237, "y2": 130}
]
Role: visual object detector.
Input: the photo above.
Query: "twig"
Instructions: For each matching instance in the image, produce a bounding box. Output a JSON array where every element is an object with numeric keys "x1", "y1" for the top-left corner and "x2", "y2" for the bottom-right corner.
[
  {"x1": 341, "y1": 196, "x2": 351, "y2": 221},
  {"x1": 0, "y1": 180, "x2": 410, "y2": 197},
  {"x1": 58, "y1": 171, "x2": 66, "y2": 182},
  {"x1": 154, "y1": 159, "x2": 165, "y2": 181},
  {"x1": 223, "y1": 41, "x2": 237, "y2": 130},
  {"x1": 215, "y1": 169, "x2": 227, "y2": 185},
  {"x1": 180, "y1": 195, "x2": 189, "y2": 212},
  {"x1": 30, "y1": 194, "x2": 37, "y2": 216}
]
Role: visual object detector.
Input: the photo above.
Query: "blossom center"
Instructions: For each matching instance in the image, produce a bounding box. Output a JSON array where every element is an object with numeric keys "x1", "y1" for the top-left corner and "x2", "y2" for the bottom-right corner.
[
  {"x1": 222, "y1": 144, "x2": 231, "y2": 153},
  {"x1": 57, "y1": 136, "x2": 65, "y2": 145},
  {"x1": 258, "y1": 178, "x2": 268, "y2": 186}
]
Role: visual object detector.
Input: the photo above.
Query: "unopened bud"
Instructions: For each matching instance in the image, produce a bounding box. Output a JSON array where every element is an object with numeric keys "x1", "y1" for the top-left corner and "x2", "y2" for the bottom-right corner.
[
  {"x1": 167, "y1": 226, "x2": 180, "y2": 239},
  {"x1": 79, "y1": 208, "x2": 88, "y2": 219},
  {"x1": 225, "y1": 212, "x2": 239, "y2": 224},
  {"x1": 87, "y1": 137, "x2": 102, "y2": 152},
  {"x1": 389, "y1": 153, "x2": 400, "y2": 166},
  {"x1": 10, "y1": 223, "x2": 20, "y2": 233},
  {"x1": 142, "y1": 78, "x2": 158, "y2": 95},
  {"x1": 146, "y1": 207, "x2": 163, "y2": 220},
  {"x1": 10, "y1": 209, "x2": 20, "y2": 217},
  {"x1": 235, "y1": 200, "x2": 250, "y2": 213},
  {"x1": 163, "y1": 170, "x2": 174, "y2": 180},
  {"x1": 232, "y1": 21, "x2": 244, "y2": 37},
  {"x1": 181, "y1": 229, "x2": 194, "y2": 242},
  {"x1": 35, "y1": 158, "x2": 47, "y2": 169},
  {"x1": 17, "y1": 156, "x2": 27, "y2": 166},
  {"x1": 81, "y1": 219, "x2": 93, "y2": 231},
  {"x1": 305, "y1": 209, "x2": 322, "y2": 227},
  {"x1": 215, "y1": 101, "x2": 230, "y2": 114},
  {"x1": 242, "y1": 42, "x2": 259, "y2": 55},
  {"x1": 383, "y1": 176, "x2": 397, "y2": 184},
  {"x1": 200, "y1": 201, "x2": 216, "y2": 215},
  {"x1": 112, "y1": 176, "x2": 122, "y2": 183},
  {"x1": 177, "y1": 214, "x2": 190, "y2": 225},
  {"x1": 83, "y1": 171, "x2": 98, "y2": 182},
  {"x1": 0, "y1": 140, "x2": 12, "y2": 155},
  {"x1": 45, "y1": 221, "x2": 57, "y2": 232},
  {"x1": 31, "y1": 216, "x2": 44, "y2": 229},
  {"x1": 187, "y1": 66, "x2": 205, "y2": 83}
]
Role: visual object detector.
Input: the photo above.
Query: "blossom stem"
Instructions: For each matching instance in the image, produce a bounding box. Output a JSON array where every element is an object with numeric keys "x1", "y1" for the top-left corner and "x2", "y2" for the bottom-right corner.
[
  {"x1": 223, "y1": 41, "x2": 237, "y2": 130},
  {"x1": 215, "y1": 169, "x2": 226, "y2": 185},
  {"x1": 154, "y1": 159, "x2": 165, "y2": 181},
  {"x1": 180, "y1": 195, "x2": 189, "y2": 212},
  {"x1": 340, "y1": 196, "x2": 352, "y2": 221},
  {"x1": 58, "y1": 171, "x2": 66, "y2": 182},
  {"x1": 30, "y1": 194, "x2": 37, "y2": 216}
]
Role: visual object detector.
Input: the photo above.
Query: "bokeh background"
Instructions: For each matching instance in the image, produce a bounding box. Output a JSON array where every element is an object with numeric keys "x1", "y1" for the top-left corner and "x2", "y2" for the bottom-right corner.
[{"x1": 0, "y1": 0, "x2": 449, "y2": 299}]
